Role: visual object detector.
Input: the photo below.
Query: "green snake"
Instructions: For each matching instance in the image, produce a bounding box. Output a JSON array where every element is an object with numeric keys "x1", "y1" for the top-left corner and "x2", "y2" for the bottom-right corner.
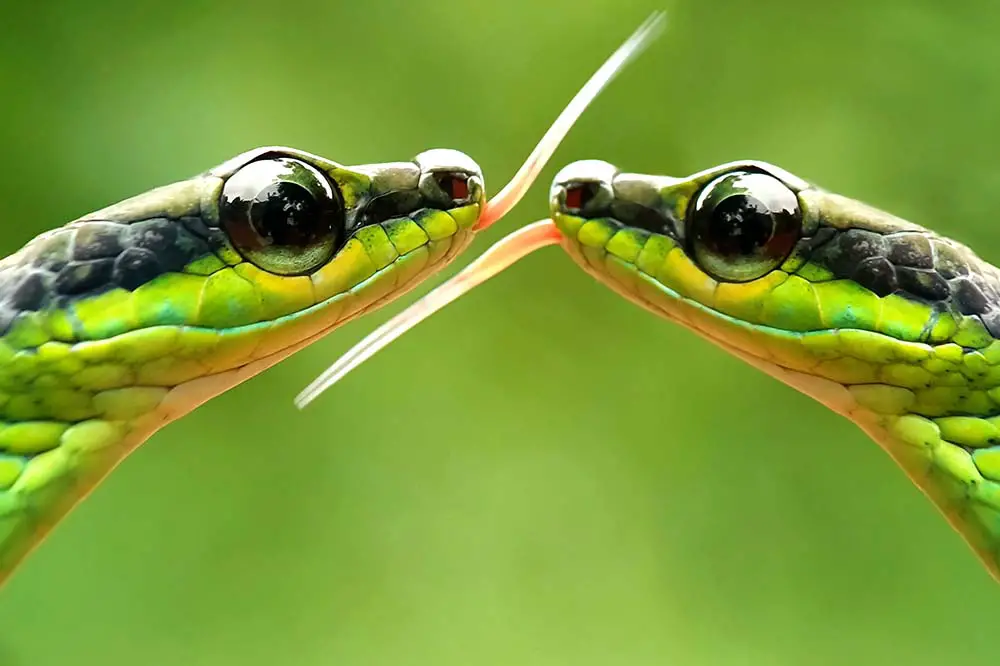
[
  {"x1": 310, "y1": 158, "x2": 1000, "y2": 583},
  {"x1": 0, "y1": 13, "x2": 665, "y2": 586}
]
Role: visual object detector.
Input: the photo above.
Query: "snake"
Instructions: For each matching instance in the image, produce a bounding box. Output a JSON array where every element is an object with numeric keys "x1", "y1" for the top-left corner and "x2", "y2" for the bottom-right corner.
[
  {"x1": 0, "y1": 13, "x2": 665, "y2": 587},
  {"x1": 307, "y1": 157, "x2": 1000, "y2": 583}
]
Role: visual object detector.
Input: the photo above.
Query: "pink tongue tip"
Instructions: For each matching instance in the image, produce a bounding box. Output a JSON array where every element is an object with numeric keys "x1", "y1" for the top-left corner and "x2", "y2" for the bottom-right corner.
[{"x1": 295, "y1": 11, "x2": 667, "y2": 407}]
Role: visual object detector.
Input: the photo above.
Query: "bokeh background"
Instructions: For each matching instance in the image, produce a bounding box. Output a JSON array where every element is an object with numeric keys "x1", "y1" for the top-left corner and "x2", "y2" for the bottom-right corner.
[{"x1": 1, "y1": 0, "x2": 999, "y2": 664}]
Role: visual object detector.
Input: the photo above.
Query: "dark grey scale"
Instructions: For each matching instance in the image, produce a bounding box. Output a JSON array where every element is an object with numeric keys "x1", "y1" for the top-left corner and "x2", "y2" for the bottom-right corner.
[
  {"x1": 811, "y1": 229, "x2": 900, "y2": 296},
  {"x1": 809, "y1": 228, "x2": 965, "y2": 303},
  {"x1": 0, "y1": 268, "x2": 25, "y2": 300},
  {"x1": 886, "y1": 232, "x2": 934, "y2": 269},
  {"x1": 54, "y1": 258, "x2": 115, "y2": 296},
  {"x1": 853, "y1": 256, "x2": 898, "y2": 297},
  {"x1": 0, "y1": 308, "x2": 16, "y2": 334},
  {"x1": 950, "y1": 277, "x2": 989, "y2": 315},
  {"x1": 178, "y1": 215, "x2": 215, "y2": 240},
  {"x1": 811, "y1": 229, "x2": 888, "y2": 279},
  {"x1": 981, "y1": 311, "x2": 1000, "y2": 339},
  {"x1": 0, "y1": 212, "x2": 219, "y2": 338},
  {"x1": 969, "y1": 272, "x2": 1000, "y2": 307},
  {"x1": 9, "y1": 271, "x2": 51, "y2": 311},
  {"x1": 353, "y1": 191, "x2": 424, "y2": 230},
  {"x1": 72, "y1": 222, "x2": 125, "y2": 261},
  {"x1": 610, "y1": 200, "x2": 673, "y2": 237},
  {"x1": 895, "y1": 267, "x2": 950, "y2": 302},
  {"x1": 0, "y1": 268, "x2": 33, "y2": 329},
  {"x1": 121, "y1": 217, "x2": 212, "y2": 277},
  {"x1": 3, "y1": 217, "x2": 213, "y2": 313},
  {"x1": 29, "y1": 229, "x2": 74, "y2": 273},
  {"x1": 960, "y1": 272, "x2": 1000, "y2": 338},
  {"x1": 922, "y1": 236, "x2": 1000, "y2": 338},
  {"x1": 880, "y1": 232, "x2": 951, "y2": 302},
  {"x1": 124, "y1": 218, "x2": 180, "y2": 266},
  {"x1": 931, "y1": 239, "x2": 970, "y2": 279},
  {"x1": 0, "y1": 262, "x2": 58, "y2": 339},
  {"x1": 178, "y1": 217, "x2": 231, "y2": 261},
  {"x1": 113, "y1": 248, "x2": 163, "y2": 290}
]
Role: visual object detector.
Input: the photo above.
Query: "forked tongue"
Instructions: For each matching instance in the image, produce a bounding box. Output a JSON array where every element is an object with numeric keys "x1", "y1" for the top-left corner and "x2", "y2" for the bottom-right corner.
[
  {"x1": 295, "y1": 12, "x2": 666, "y2": 408},
  {"x1": 295, "y1": 220, "x2": 561, "y2": 407}
]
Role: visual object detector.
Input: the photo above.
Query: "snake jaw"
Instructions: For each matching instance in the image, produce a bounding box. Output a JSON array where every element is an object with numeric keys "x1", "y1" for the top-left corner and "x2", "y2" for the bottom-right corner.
[{"x1": 547, "y1": 154, "x2": 1000, "y2": 583}]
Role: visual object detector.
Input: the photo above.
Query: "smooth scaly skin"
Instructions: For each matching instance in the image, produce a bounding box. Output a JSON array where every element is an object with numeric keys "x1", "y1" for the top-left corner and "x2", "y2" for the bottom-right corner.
[
  {"x1": 550, "y1": 159, "x2": 1000, "y2": 581},
  {"x1": 0, "y1": 146, "x2": 483, "y2": 583}
]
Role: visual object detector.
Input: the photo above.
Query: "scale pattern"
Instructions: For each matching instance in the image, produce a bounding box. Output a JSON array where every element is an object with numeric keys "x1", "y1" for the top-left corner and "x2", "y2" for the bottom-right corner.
[
  {"x1": 0, "y1": 217, "x2": 216, "y2": 337},
  {"x1": 0, "y1": 159, "x2": 481, "y2": 581},
  {"x1": 551, "y1": 170, "x2": 1000, "y2": 581},
  {"x1": 809, "y1": 212, "x2": 1000, "y2": 335}
]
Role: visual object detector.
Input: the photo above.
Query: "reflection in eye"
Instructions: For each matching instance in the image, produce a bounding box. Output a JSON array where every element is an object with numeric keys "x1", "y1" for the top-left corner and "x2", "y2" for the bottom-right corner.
[
  {"x1": 687, "y1": 171, "x2": 801, "y2": 283},
  {"x1": 220, "y1": 157, "x2": 345, "y2": 276}
]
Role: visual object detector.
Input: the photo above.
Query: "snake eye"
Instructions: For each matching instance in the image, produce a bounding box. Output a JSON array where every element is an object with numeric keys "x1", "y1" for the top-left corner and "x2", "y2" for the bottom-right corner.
[
  {"x1": 220, "y1": 157, "x2": 345, "y2": 276},
  {"x1": 687, "y1": 170, "x2": 801, "y2": 283}
]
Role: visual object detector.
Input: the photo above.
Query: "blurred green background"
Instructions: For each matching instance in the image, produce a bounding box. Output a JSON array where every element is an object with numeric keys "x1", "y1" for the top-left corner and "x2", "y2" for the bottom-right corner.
[{"x1": 1, "y1": 0, "x2": 999, "y2": 664}]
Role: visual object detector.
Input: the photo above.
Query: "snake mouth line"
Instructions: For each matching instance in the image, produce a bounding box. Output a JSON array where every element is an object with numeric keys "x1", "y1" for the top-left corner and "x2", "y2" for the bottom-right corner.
[
  {"x1": 140, "y1": 235, "x2": 474, "y2": 441},
  {"x1": 591, "y1": 258, "x2": 904, "y2": 395},
  {"x1": 609, "y1": 267, "x2": 875, "y2": 425},
  {"x1": 634, "y1": 283, "x2": 796, "y2": 372},
  {"x1": 245, "y1": 232, "x2": 474, "y2": 373}
]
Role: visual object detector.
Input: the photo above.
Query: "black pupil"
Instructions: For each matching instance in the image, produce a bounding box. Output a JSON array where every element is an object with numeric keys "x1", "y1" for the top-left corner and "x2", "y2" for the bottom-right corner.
[
  {"x1": 249, "y1": 181, "x2": 327, "y2": 247},
  {"x1": 702, "y1": 194, "x2": 775, "y2": 257}
]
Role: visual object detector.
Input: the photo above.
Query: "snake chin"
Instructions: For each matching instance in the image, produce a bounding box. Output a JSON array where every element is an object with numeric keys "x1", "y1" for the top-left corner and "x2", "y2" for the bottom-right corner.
[{"x1": 596, "y1": 268, "x2": 865, "y2": 422}]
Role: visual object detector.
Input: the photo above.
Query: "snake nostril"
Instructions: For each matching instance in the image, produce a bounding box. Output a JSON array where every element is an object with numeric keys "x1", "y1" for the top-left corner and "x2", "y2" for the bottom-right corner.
[
  {"x1": 434, "y1": 172, "x2": 470, "y2": 202},
  {"x1": 563, "y1": 182, "x2": 599, "y2": 212}
]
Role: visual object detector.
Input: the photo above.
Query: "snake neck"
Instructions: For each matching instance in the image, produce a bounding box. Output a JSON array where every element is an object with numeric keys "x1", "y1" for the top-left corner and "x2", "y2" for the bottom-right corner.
[{"x1": 557, "y1": 222, "x2": 1000, "y2": 581}]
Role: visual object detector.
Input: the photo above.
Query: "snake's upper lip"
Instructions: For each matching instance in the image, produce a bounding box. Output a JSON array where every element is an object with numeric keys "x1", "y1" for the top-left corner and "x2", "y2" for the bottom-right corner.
[{"x1": 550, "y1": 163, "x2": 686, "y2": 243}]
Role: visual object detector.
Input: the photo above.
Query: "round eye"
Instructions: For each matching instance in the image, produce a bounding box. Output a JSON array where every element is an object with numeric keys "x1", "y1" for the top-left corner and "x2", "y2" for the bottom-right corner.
[
  {"x1": 220, "y1": 157, "x2": 345, "y2": 276},
  {"x1": 434, "y1": 172, "x2": 470, "y2": 202},
  {"x1": 687, "y1": 171, "x2": 801, "y2": 283}
]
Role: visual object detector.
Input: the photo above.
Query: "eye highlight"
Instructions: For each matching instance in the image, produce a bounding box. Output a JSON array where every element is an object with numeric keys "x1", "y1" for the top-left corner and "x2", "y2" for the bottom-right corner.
[
  {"x1": 220, "y1": 157, "x2": 345, "y2": 276},
  {"x1": 687, "y1": 170, "x2": 801, "y2": 283}
]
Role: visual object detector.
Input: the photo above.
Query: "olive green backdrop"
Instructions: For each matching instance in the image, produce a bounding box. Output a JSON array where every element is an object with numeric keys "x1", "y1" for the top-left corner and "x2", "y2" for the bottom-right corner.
[{"x1": 0, "y1": 0, "x2": 997, "y2": 664}]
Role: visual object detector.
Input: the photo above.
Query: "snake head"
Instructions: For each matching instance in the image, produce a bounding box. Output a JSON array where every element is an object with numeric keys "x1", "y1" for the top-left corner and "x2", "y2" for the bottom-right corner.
[
  {"x1": 292, "y1": 12, "x2": 669, "y2": 406},
  {"x1": 32, "y1": 145, "x2": 487, "y2": 349},
  {"x1": 206, "y1": 145, "x2": 485, "y2": 277},
  {"x1": 547, "y1": 157, "x2": 991, "y2": 349},
  {"x1": 549, "y1": 159, "x2": 1000, "y2": 580},
  {"x1": 0, "y1": 145, "x2": 495, "y2": 403},
  {"x1": 550, "y1": 158, "x2": 813, "y2": 291},
  {"x1": 0, "y1": 12, "x2": 672, "y2": 587},
  {"x1": 321, "y1": 152, "x2": 1000, "y2": 583},
  {"x1": 0, "y1": 11, "x2": 667, "y2": 415}
]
